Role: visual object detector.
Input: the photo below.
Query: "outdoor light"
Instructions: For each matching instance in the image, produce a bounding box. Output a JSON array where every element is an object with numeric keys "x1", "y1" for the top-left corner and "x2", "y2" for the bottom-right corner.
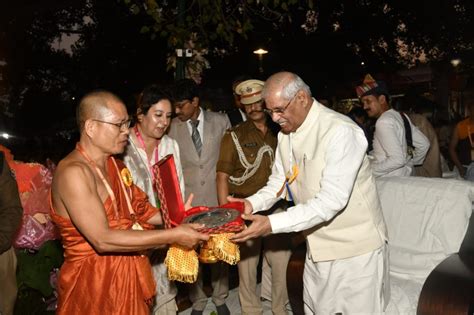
[
  {"x1": 2, "y1": 132, "x2": 10, "y2": 139},
  {"x1": 450, "y1": 58, "x2": 461, "y2": 67},
  {"x1": 253, "y1": 48, "x2": 268, "y2": 55},
  {"x1": 253, "y1": 48, "x2": 268, "y2": 74},
  {"x1": 361, "y1": 61, "x2": 365, "y2": 66}
]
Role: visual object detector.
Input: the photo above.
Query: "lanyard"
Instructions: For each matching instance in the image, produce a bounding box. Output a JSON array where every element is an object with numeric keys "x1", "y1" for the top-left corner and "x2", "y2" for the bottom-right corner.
[
  {"x1": 288, "y1": 136, "x2": 299, "y2": 180},
  {"x1": 75, "y1": 143, "x2": 135, "y2": 221},
  {"x1": 276, "y1": 136, "x2": 299, "y2": 199},
  {"x1": 134, "y1": 126, "x2": 160, "y2": 181}
]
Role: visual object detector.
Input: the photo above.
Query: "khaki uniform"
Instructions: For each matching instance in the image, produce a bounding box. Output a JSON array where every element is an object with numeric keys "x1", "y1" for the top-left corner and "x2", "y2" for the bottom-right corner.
[
  {"x1": 217, "y1": 120, "x2": 291, "y2": 315},
  {"x1": 217, "y1": 120, "x2": 276, "y2": 197}
]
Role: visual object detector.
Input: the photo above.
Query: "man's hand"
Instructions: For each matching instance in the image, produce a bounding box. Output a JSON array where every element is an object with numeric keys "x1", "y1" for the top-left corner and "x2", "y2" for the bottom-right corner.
[
  {"x1": 230, "y1": 214, "x2": 272, "y2": 243},
  {"x1": 171, "y1": 223, "x2": 209, "y2": 248},
  {"x1": 227, "y1": 196, "x2": 253, "y2": 214},
  {"x1": 184, "y1": 193, "x2": 194, "y2": 211}
]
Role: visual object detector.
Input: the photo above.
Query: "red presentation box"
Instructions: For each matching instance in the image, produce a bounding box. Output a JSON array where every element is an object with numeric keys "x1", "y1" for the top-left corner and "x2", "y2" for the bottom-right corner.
[{"x1": 154, "y1": 154, "x2": 244, "y2": 234}]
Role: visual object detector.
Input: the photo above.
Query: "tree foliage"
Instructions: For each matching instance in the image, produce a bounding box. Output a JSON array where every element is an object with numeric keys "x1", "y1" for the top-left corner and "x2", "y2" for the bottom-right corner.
[
  {"x1": 0, "y1": 0, "x2": 171, "y2": 137},
  {"x1": 127, "y1": 0, "x2": 314, "y2": 52},
  {"x1": 124, "y1": 0, "x2": 316, "y2": 81},
  {"x1": 126, "y1": 0, "x2": 473, "y2": 66}
]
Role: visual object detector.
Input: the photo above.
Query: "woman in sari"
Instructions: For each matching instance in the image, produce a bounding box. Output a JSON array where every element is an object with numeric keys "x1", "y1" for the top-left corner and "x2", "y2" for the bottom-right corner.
[{"x1": 123, "y1": 84, "x2": 185, "y2": 314}]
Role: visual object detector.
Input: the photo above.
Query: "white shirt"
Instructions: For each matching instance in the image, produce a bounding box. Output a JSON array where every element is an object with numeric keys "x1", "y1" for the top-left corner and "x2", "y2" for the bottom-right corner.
[
  {"x1": 370, "y1": 109, "x2": 430, "y2": 177},
  {"x1": 239, "y1": 108, "x2": 247, "y2": 122},
  {"x1": 186, "y1": 107, "x2": 204, "y2": 143},
  {"x1": 247, "y1": 119, "x2": 368, "y2": 234}
]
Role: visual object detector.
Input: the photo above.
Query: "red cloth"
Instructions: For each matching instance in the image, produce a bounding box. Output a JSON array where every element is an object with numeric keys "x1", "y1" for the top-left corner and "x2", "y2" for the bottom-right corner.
[
  {"x1": 10, "y1": 162, "x2": 46, "y2": 193},
  {"x1": 156, "y1": 154, "x2": 244, "y2": 233},
  {"x1": 50, "y1": 157, "x2": 158, "y2": 315}
]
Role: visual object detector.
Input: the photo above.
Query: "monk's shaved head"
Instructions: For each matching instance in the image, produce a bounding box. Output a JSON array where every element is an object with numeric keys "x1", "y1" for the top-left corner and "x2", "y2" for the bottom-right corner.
[{"x1": 76, "y1": 91, "x2": 123, "y2": 131}]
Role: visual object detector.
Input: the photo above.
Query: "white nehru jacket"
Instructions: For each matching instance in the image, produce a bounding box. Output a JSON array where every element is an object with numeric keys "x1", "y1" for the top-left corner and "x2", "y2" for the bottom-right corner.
[{"x1": 247, "y1": 99, "x2": 387, "y2": 262}]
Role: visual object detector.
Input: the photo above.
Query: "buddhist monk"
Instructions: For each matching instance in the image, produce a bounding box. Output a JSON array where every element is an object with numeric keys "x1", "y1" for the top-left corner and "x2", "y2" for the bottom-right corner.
[{"x1": 50, "y1": 90, "x2": 209, "y2": 314}]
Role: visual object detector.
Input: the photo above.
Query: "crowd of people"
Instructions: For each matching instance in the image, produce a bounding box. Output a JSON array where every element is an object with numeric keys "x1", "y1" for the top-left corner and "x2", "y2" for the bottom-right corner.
[{"x1": 0, "y1": 70, "x2": 473, "y2": 315}]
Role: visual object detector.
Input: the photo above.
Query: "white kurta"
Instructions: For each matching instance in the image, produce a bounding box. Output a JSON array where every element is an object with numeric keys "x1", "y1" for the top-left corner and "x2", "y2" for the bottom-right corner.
[
  {"x1": 370, "y1": 109, "x2": 430, "y2": 177},
  {"x1": 123, "y1": 133, "x2": 185, "y2": 314},
  {"x1": 246, "y1": 99, "x2": 388, "y2": 314},
  {"x1": 248, "y1": 123, "x2": 369, "y2": 233}
]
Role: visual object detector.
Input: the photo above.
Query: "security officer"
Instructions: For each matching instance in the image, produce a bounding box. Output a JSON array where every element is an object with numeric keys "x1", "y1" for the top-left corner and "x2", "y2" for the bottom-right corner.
[{"x1": 216, "y1": 80, "x2": 291, "y2": 315}]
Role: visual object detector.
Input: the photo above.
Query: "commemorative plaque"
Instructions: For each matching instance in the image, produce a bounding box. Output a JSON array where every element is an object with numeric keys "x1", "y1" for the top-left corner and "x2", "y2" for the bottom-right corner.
[{"x1": 182, "y1": 208, "x2": 241, "y2": 229}]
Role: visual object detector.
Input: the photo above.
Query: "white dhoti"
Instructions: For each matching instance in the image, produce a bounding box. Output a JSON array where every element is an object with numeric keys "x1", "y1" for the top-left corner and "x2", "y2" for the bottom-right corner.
[{"x1": 303, "y1": 245, "x2": 388, "y2": 315}]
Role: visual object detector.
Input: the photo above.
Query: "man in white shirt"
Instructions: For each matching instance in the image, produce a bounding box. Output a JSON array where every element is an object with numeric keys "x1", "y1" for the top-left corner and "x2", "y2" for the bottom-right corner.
[
  {"x1": 230, "y1": 72, "x2": 388, "y2": 314},
  {"x1": 357, "y1": 74, "x2": 430, "y2": 177}
]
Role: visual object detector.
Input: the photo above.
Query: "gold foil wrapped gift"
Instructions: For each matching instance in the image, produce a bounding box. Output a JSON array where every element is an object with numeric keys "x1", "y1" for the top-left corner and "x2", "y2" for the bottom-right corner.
[
  {"x1": 207, "y1": 233, "x2": 240, "y2": 265},
  {"x1": 165, "y1": 245, "x2": 199, "y2": 283},
  {"x1": 165, "y1": 233, "x2": 241, "y2": 283}
]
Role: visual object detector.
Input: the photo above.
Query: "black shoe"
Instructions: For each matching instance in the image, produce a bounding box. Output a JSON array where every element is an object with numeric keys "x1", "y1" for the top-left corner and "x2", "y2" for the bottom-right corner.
[
  {"x1": 216, "y1": 303, "x2": 230, "y2": 315},
  {"x1": 190, "y1": 310, "x2": 203, "y2": 315}
]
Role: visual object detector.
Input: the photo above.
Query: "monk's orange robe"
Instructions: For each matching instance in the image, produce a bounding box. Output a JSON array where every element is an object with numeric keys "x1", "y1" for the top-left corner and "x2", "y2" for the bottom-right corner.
[{"x1": 51, "y1": 158, "x2": 158, "y2": 315}]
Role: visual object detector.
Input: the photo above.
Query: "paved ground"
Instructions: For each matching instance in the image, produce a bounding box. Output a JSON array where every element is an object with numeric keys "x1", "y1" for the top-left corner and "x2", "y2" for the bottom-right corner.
[{"x1": 178, "y1": 284, "x2": 293, "y2": 315}]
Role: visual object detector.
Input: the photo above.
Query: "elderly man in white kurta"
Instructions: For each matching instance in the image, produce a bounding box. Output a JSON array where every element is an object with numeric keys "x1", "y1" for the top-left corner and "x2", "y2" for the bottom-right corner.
[{"x1": 230, "y1": 72, "x2": 388, "y2": 314}]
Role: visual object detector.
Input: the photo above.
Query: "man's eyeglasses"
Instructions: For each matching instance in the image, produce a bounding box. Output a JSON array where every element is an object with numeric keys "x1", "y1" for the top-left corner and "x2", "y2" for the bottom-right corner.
[
  {"x1": 263, "y1": 95, "x2": 296, "y2": 116},
  {"x1": 92, "y1": 118, "x2": 132, "y2": 131}
]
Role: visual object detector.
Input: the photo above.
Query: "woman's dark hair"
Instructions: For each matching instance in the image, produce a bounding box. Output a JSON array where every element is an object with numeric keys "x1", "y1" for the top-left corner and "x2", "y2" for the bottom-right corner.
[{"x1": 137, "y1": 84, "x2": 171, "y2": 116}]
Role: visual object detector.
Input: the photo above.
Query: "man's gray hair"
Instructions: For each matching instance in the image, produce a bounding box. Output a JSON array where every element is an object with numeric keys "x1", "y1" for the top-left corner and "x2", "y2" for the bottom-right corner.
[
  {"x1": 282, "y1": 74, "x2": 312, "y2": 100},
  {"x1": 262, "y1": 73, "x2": 312, "y2": 100}
]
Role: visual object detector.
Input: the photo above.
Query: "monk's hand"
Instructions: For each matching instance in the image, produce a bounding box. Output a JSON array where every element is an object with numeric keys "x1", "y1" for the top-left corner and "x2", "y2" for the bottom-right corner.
[
  {"x1": 230, "y1": 214, "x2": 271, "y2": 243},
  {"x1": 226, "y1": 196, "x2": 253, "y2": 214},
  {"x1": 184, "y1": 193, "x2": 194, "y2": 211},
  {"x1": 173, "y1": 223, "x2": 209, "y2": 248}
]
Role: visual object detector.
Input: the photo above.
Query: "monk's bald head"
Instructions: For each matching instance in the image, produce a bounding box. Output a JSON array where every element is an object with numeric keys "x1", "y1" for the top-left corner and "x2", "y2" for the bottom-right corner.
[{"x1": 76, "y1": 91, "x2": 124, "y2": 131}]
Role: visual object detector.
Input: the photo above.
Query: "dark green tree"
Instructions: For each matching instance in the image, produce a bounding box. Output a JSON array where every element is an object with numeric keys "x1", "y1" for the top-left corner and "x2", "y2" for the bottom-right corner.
[{"x1": 126, "y1": 0, "x2": 473, "y2": 67}]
